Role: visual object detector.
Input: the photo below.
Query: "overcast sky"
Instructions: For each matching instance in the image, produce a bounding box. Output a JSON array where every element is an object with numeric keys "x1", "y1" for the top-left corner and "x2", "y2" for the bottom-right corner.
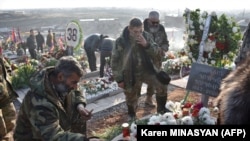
[{"x1": 0, "y1": 0, "x2": 248, "y2": 11}]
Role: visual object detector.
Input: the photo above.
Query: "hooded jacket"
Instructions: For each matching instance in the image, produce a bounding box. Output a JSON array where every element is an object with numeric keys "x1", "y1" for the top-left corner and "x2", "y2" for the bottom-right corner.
[{"x1": 111, "y1": 26, "x2": 159, "y2": 89}]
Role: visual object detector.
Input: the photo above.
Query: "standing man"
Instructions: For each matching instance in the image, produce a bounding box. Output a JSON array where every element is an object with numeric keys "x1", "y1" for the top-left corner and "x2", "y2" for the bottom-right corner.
[
  {"x1": 26, "y1": 29, "x2": 37, "y2": 59},
  {"x1": 36, "y1": 31, "x2": 45, "y2": 53},
  {"x1": 14, "y1": 56, "x2": 102, "y2": 141},
  {"x1": 52, "y1": 32, "x2": 57, "y2": 48},
  {"x1": 142, "y1": 11, "x2": 170, "y2": 107},
  {"x1": 46, "y1": 29, "x2": 53, "y2": 53},
  {"x1": 0, "y1": 55, "x2": 18, "y2": 140},
  {"x1": 99, "y1": 36, "x2": 114, "y2": 78},
  {"x1": 111, "y1": 18, "x2": 170, "y2": 121}
]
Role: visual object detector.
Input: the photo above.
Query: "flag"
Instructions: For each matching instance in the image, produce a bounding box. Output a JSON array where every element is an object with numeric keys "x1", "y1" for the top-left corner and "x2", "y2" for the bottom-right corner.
[
  {"x1": 58, "y1": 36, "x2": 65, "y2": 50},
  {"x1": 11, "y1": 28, "x2": 16, "y2": 43},
  {"x1": 17, "y1": 27, "x2": 22, "y2": 43}
]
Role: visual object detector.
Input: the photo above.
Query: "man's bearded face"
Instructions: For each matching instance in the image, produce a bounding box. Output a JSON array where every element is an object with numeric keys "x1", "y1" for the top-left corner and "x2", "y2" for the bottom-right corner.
[
  {"x1": 54, "y1": 78, "x2": 72, "y2": 96},
  {"x1": 149, "y1": 19, "x2": 160, "y2": 33}
]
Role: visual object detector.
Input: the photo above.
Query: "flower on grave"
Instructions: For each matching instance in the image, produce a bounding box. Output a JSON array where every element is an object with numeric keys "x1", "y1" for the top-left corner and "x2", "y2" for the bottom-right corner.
[
  {"x1": 80, "y1": 77, "x2": 118, "y2": 95},
  {"x1": 163, "y1": 55, "x2": 191, "y2": 75},
  {"x1": 164, "y1": 100, "x2": 217, "y2": 125},
  {"x1": 104, "y1": 57, "x2": 114, "y2": 82},
  {"x1": 130, "y1": 122, "x2": 137, "y2": 138},
  {"x1": 183, "y1": 8, "x2": 242, "y2": 69},
  {"x1": 143, "y1": 100, "x2": 216, "y2": 125}
]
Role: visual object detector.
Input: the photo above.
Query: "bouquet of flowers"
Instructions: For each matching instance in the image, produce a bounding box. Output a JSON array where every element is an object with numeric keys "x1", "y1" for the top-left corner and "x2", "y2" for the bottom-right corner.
[
  {"x1": 183, "y1": 8, "x2": 242, "y2": 69},
  {"x1": 146, "y1": 100, "x2": 218, "y2": 125},
  {"x1": 80, "y1": 77, "x2": 118, "y2": 95},
  {"x1": 163, "y1": 55, "x2": 191, "y2": 76}
]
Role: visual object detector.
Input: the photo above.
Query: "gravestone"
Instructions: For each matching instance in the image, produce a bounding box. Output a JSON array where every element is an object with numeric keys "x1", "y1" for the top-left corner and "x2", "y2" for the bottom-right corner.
[{"x1": 186, "y1": 63, "x2": 230, "y2": 105}]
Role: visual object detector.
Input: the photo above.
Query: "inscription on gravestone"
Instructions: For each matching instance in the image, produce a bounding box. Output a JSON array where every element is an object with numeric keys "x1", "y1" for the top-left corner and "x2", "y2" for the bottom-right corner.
[{"x1": 186, "y1": 63, "x2": 230, "y2": 97}]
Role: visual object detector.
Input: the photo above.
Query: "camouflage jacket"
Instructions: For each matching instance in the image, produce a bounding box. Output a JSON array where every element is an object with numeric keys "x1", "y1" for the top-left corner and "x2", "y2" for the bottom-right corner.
[
  {"x1": 143, "y1": 19, "x2": 169, "y2": 52},
  {"x1": 0, "y1": 57, "x2": 18, "y2": 108},
  {"x1": 14, "y1": 67, "x2": 88, "y2": 141},
  {"x1": 111, "y1": 26, "x2": 159, "y2": 89}
]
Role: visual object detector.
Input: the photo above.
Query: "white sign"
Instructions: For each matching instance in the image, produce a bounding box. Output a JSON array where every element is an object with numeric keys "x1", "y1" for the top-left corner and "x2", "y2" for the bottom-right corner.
[{"x1": 65, "y1": 21, "x2": 82, "y2": 48}]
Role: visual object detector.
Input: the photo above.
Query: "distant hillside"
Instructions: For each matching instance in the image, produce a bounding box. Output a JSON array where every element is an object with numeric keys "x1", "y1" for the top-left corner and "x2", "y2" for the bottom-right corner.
[{"x1": 1, "y1": 8, "x2": 250, "y2": 39}]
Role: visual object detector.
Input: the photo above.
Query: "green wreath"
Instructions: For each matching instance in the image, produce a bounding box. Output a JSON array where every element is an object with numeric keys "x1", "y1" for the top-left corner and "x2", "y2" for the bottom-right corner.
[{"x1": 183, "y1": 8, "x2": 242, "y2": 69}]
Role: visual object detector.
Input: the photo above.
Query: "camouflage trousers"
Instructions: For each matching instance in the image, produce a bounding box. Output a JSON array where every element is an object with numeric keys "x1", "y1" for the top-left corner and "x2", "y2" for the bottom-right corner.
[
  {"x1": 124, "y1": 72, "x2": 168, "y2": 108},
  {"x1": 0, "y1": 102, "x2": 16, "y2": 141},
  {"x1": 70, "y1": 115, "x2": 87, "y2": 137},
  {"x1": 145, "y1": 59, "x2": 164, "y2": 97}
]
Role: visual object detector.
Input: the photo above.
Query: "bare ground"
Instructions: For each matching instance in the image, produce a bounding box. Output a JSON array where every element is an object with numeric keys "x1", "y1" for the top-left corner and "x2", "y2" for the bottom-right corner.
[{"x1": 86, "y1": 86, "x2": 215, "y2": 137}]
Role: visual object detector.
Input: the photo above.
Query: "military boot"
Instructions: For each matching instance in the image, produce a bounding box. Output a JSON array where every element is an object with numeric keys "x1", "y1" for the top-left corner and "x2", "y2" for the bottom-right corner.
[
  {"x1": 127, "y1": 104, "x2": 136, "y2": 121},
  {"x1": 145, "y1": 95, "x2": 155, "y2": 108},
  {"x1": 156, "y1": 95, "x2": 171, "y2": 114},
  {"x1": 144, "y1": 85, "x2": 155, "y2": 107}
]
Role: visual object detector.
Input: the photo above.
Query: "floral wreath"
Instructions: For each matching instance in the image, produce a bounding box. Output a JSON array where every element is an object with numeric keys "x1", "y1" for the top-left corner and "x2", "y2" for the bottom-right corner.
[{"x1": 183, "y1": 8, "x2": 242, "y2": 69}]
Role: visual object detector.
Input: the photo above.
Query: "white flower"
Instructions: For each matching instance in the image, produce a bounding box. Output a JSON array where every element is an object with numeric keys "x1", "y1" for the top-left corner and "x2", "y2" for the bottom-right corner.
[
  {"x1": 201, "y1": 11, "x2": 208, "y2": 18},
  {"x1": 162, "y1": 112, "x2": 175, "y2": 121},
  {"x1": 232, "y1": 26, "x2": 238, "y2": 33},
  {"x1": 130, "y1": 122, "x2": 137, "y2": 136},
  {"x1": 211, "y1": 60, "x2": 216, "y2": 65},
  {"x1": 148, "y1": 115, "x2": 162, "y2": 125},
  {"x1": 208, "y1": 53, "x2": 211, "y2": 58},
  {"x1": 165, "y1": 101, "x2": 175, "y2": 112},
  {"x1": 96, "y1": 84, "x2": 101, "y2": 89},
  {"x1": 162, "y1": 112, "x2": 177, "y2": 125},
  {"x1": 199, "y1": 25, "x2": 204, "y2": 30},
  {"x1": 213, "y1": 107, "x2": 219, "y2": 113},
  {"x1": 198, "y1": 107, "x2": 210, "y2": 117},
  {"x1": 227, "y1": 18, "x2": 232, "y2": 25},
  {"x1": 199, "y1": 114, "x2": 216, "y2": 125},
  {"x1": 190, "y1": 30, "x2": 195, "y2": 36},
  {"x1": 173, "y1": 110, "x2": 183, "y2": 119},
  {"x1": 100, "y1": 81, "x2": 104, "y2": 85},
  {"x1": 224, "y1": 64, "x2": 230, "y2": 69},
  {"x1": 180, "y1": 116, "x2": 194, "y2": 125}
]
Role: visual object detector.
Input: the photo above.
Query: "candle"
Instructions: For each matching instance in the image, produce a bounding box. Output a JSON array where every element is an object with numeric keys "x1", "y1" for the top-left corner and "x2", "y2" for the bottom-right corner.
[{"x1": 122, "y1": 123, "x2": 130, "y2": 137}]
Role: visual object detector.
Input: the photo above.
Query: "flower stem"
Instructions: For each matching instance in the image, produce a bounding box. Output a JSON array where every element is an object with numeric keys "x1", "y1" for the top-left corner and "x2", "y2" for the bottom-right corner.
[{"x1": 182, "y1": 90, "x2": 190, "y2": 104}]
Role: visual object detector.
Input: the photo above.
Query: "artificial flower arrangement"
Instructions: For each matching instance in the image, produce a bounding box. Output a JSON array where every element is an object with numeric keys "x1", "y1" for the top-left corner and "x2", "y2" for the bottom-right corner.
[
  {"x1": 162, "y1": 100, "x2": 218, "y2": 125},
  {"x1": 183, "y1": 8, "x2": 242, "y2": 69},
  {"x1": 163, "y1": 50, "x2": 192, "y2": 77},
  {"x1": 128, "y1": 98, "x2": 219, "y2": 140},
  {"x1": 80, "y1": 77, "x2": 118, "y2": 96},
  {"x1": 104, "y1": 57, "x2": 114, "y2": 82},
  {"x1": 128, "y1": 100, "x2": 219, "y2": 139}
]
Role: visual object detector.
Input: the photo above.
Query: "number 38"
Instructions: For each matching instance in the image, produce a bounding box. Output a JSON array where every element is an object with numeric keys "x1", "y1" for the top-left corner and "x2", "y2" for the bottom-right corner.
[{"x1": 67, "y1": 28, "x2": 77, "y2": 41}]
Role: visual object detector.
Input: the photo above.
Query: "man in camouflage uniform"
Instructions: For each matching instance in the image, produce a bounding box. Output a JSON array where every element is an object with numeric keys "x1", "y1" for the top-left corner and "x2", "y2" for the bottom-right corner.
[
  {"x1": 142, "y1": 11, "x2": 170, "y2": 107},
  {"x1": 235, "y1": 22, "x2": 250, "y2": 67},
  {"x1": 0, "y1": 56, "x2": 18, "y2": 141},
  {"x1": 111, "y1": 18, "x2": 170, "y2": 121},
  {"x1": 14, "y1": 56, "x2": 102, "y2": 141}
]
